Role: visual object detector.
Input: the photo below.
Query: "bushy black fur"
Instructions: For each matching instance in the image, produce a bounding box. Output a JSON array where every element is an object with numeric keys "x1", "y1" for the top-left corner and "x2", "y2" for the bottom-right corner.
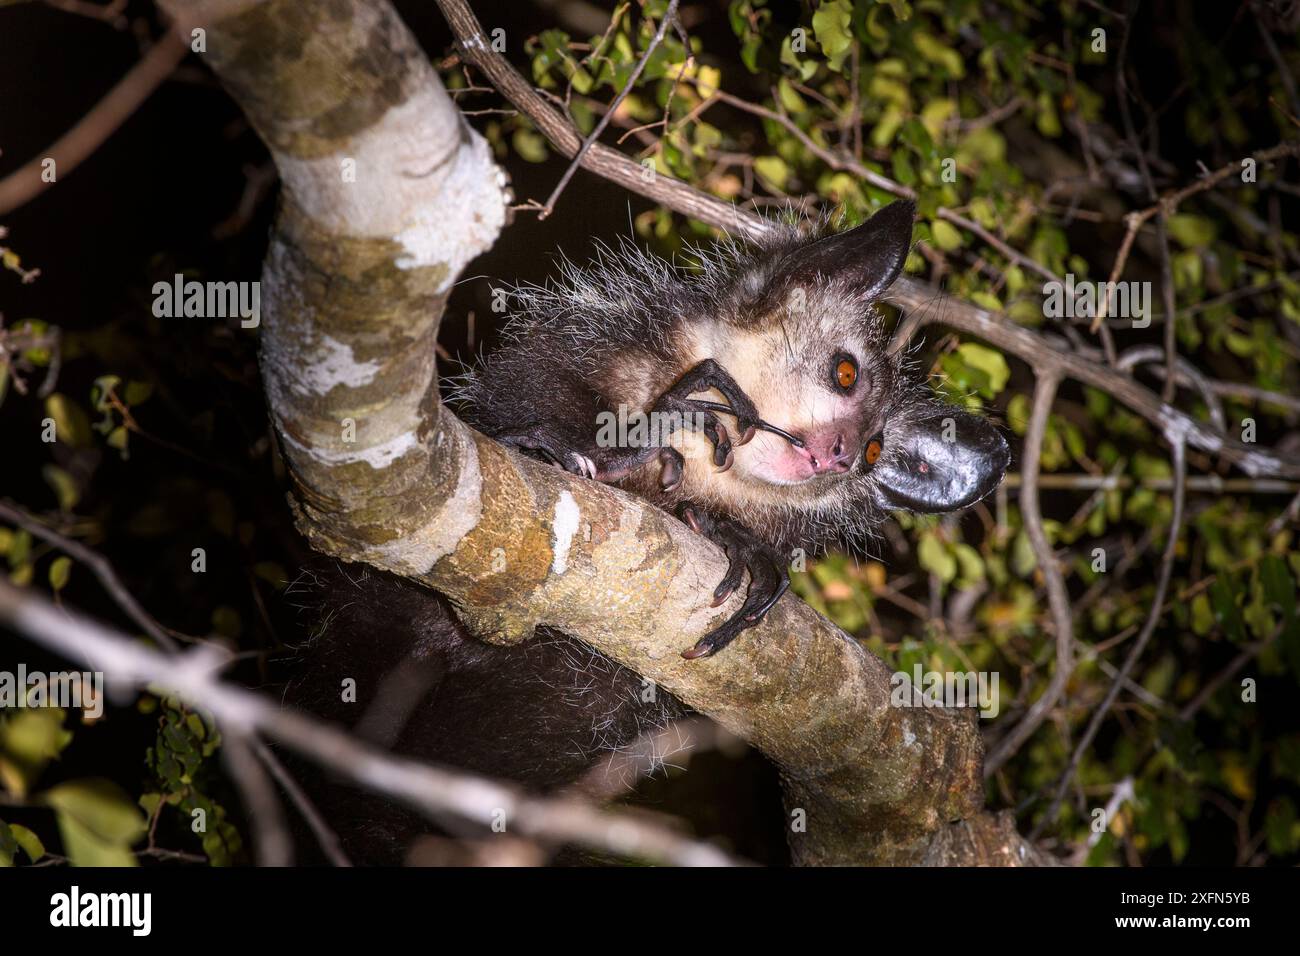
[{"x1": 280, "y1": 562, "x2": 684, "y2": 864}]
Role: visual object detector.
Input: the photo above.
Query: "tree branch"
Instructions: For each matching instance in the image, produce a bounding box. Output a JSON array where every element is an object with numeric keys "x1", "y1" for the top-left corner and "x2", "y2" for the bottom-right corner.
[{"x1": 438, "y1": 0, "x2": 1300, "y2": 483}]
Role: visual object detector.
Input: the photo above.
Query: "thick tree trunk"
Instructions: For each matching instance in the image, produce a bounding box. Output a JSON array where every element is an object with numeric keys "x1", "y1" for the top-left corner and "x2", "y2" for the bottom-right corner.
[{"x1": 160, "y1": 0, "x2": 1049, "y2": 865}]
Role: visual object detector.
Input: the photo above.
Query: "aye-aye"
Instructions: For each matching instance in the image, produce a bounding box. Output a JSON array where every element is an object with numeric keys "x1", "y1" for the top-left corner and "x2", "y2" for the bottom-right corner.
[{"x1": 454, "y1": 199, "x2": 1009, "y2": 658}]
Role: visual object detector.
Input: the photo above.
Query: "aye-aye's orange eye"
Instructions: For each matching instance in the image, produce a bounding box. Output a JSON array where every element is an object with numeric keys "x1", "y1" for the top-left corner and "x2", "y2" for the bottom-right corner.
[
  {"x1": 864, "y1": 438, "x2": 883, "y2": 466},
  {"x1": 836, "y1": 359, "x2": 857, "y2": 389}
]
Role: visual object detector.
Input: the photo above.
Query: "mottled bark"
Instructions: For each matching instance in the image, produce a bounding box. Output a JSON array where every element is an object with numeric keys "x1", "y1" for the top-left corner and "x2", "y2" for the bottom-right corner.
[{"x1": 162, "y1": 0, "x2": 1047, "y2": 865}]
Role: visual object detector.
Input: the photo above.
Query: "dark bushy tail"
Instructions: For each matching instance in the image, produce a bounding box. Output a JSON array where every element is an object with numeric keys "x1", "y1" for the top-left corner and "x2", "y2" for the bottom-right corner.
[{"x1": 279, "y1": 562, "x2": 684, "y2": 863}]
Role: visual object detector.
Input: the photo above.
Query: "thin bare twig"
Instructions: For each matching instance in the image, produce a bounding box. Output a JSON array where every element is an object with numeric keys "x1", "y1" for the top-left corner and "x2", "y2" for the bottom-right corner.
[
  {"x1": 1251, "y1": 1, "x2": 1300, "y2": 120},
  {"x1": 1177, "y1": 628, "x2": 1275, "y2": 722},
  {"x1": 1267, "y1": 491, "x2": 1300, "y2": 536},
  {"x1": 439, "y1": 0, "x2": 766, "y2": 241},
  {"x1": 0, "y1": 499, "x2": 352, "y2": 865},
  {"x1": 1002, "y1": 473, "x2": 1297, "y2": 494},
  {"x1": 253, "y1": 741, "x2": 352, "y2": 867},
  {"x1": 1116, "y1": 345, "x2": 1227, "y2": 433},
  {"x1": 0, "y1": 498, "x2": 181, "y2": 651},
  {"x1": 222, "y1": 735, "x2": 293, "y2": 866},
  {"x1": 0, "y1": 30, "x2": 188, "y2": 215},
  {"x1": 538, "y1": 0, "x2": 679, "y2": 219},
  {"x1": 984, "y1": 373, "x2": 1073, "y2": 777},
  {"x1": 1090, "y1": 141, "x2": 1300, "y2": 330},
  {"x1": 1035, "y1": 437, "x2": 1187, "y2": 836}
]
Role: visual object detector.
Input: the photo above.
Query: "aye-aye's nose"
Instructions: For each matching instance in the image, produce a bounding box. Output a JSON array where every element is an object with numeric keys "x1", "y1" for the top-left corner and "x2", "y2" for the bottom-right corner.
[{"x1": 795, "y1": 433, "x2": 853, "y2": 474}]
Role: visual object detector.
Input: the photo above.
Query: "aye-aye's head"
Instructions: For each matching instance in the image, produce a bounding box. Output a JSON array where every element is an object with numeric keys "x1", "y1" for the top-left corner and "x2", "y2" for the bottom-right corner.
[{"x1": 679, "y1": 200, "x2": 1009, "y2": 540}]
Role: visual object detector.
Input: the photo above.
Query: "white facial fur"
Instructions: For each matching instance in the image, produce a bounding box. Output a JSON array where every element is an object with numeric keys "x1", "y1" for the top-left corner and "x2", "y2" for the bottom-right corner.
[{"x1": 672, "y1": 293, "x2": 891, "y2": 511}]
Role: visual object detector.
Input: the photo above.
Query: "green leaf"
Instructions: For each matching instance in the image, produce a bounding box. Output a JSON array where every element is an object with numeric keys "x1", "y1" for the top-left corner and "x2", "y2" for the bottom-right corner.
[
  {"x1": 48, "y1": 556, "x2": 71, "y2": 592},
  {"x1": 1006, "y1": 393, "x2": 1031, "y2": 435},
  {"x1": 1167, "y1": 214, "x2": 1216, "y2": 249},
  {"x1": 511, "y1": 127, "x2": 549, "y2": 163},
  {"x1": 91, "y1": 374, "x2": 122, "y2": 413},
  {"x1": 42, "y1": 779, "x2": 147, "y2": 867},
  {"x1": 10, "y1": 823, "x2": 45, "y2": 863},
  {"x1": 918, "y1": 534, "x2": 958, "y2": 583},
  {"x1": 776, "y1": 77, "x2": 805, "y2": 114},
  {"x1": 913, "y1": 31, "x2": 964, "y2": 78},
  {"x1": 1209, "y1": 575, "x2": 1246, "y2": 643},
  {"x1": 1173, "y1": 249, "x2": 1203, "y2": 290},
  {"x1": 569, "y1": 66, "x2": 593, "y2": 95},
  {"x1": 41, "y1": 464, "x2": 80, "y2": 513},
  {"x1": 891, "y1": 150, "x2": 916, "y2": 186},
  {"x1": 811, "y1": 0, "x2": 853, "y2": 72},
  {"x1": 753, "y1": 156, "x2": 789, "y2": 191},
  {"x1": 138, "y1": 792, "x2": 163, "y2": 819},
  {"x1": 211, "y1": 605, "x2": 243, "y2": 639},
  {"x1": 953, "y1": 543, "x2": 986, "y2": 586},
  {"x1": 1259, "y1": 555, "x2": 1296, "y2": 622},
  {"x1": 871, "y1": 103, "x2": 906, "y2": 148},
  {"x1": 43, "y1": 393, "x2": 92, "y2": 447},
  {"x1": 931, "y1": 219, "x2": 964, "y2": 251},
  {"x1": 956, "y1": 342, "x2": 1011, "y2": 396},
  {"x1": 1012, "y1": 530, "x2": 1037, "y2": 577},
  {"x1": 1035, "y1": 90, "x2": 1061, "y2": 137},
  {"x1": 253, "y1": 561, "x2": 287, "y2": 587},
  {"x1": 0, "y1": 820, "x2": 15, "y2": 866},
  {"x1": 919, "y1": 98, "x2": 956, "y2": 139},
  {"x1": 0, "y1": 708, "x2": 73, "y2": 775},
  {"x1": 694, "y1": 66, "x2": 721, "y2": 99},
  {"x1": 1191, "y1": 593, "x2": 1215, "y2": 636},
  {"x1": 1265, "y1": 798, "x2": 1300, "y2": 856},
  {"x1": 1142, "y1": 654, "x2": 1176, "y2": 699},
  {"x1": 55, "y1": 813, "x2": 138, "y2": 868},
  {"x1": 44, "y1": 779, "x2": 147, "y2": 843},
  {"x1": 106, "y1": 425, "x2": 130, "y2": 454},
  {"x1": 15, "y1": 319, "x2": 52, "y2": 366},
  {"x1": 123, "y1": 381, "x2": 154, "y2": 406}
]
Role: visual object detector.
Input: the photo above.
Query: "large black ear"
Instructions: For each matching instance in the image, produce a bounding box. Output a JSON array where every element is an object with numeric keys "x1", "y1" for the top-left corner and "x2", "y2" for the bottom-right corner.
[
  {"x1": 772, "y1": 199, "x2": 915, "y2": 299},
  {"x1": 873, "y1": 407, "x2": 1010, "y2": 513}
]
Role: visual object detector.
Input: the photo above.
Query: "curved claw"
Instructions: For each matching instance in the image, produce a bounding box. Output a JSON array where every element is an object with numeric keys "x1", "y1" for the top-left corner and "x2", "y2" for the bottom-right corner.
[
  {"x1": 693, "y1": 413, "x2": 732, "y2": 468},
  {"x1": 710, "y1": 572, "x2": 742, "y2": 606},
  {"x1": 709, "y1": 531, "x2": 747, "y2": 605},
  {"x1": 745, "y1": 567, "x2": 789, "y2": 621},
  {"x1": 677, "y1": 503, "x2": 704, "y2": 535},
  {"x1": 499, "y1": 427, "x2": 597, "y2": 479},
  {"x1": 675, "y1": 506, "x2": 790, "y2": 659},
  {"x1": 567, "y1": 453, "x2": 597, "y2": 480},
  {"x1": 659, "y1": 448, "x2": 684, "y2": 491},
  {"x1": 681, "y1": 642, "x2": 714, "y2": 661}
]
